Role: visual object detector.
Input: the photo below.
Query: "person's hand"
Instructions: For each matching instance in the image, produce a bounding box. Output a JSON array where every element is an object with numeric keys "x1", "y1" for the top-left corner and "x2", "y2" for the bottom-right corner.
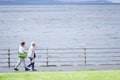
[
  {"x1": 24, "y1": 51, "x2": 27, "y2": 54},
  {"x1": 32, "y1": 59, "x2": 35, "y2": 63}
]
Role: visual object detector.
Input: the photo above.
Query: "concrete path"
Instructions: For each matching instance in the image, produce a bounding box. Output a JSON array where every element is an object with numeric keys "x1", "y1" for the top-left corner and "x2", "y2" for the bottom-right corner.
[{"x1": 0, "y1": 65, "x2": 120, "y2": 73}]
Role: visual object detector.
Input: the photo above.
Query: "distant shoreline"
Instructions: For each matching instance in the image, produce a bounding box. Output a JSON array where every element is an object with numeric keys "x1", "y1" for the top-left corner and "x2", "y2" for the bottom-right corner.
[{"x1": 0, "y1": 3, "x2": 120, "y2": 5}]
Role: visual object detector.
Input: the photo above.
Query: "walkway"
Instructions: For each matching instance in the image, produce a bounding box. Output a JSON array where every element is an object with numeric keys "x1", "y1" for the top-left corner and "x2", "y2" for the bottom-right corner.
[{"x1": 0, "y1": 65, "x2": 120, "y2": 72}]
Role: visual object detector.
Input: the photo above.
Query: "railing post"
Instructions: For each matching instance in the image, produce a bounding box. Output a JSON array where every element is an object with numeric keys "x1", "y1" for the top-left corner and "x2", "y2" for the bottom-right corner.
[
  {"x1": 8, "y1": 49, "x2": 10, "y2": 68},
  {"x1": 46, "y1": 48, "x2": 49, "y2": 67},
  {"x1": 84, "y1": 48, "x2": 87, "y2": 65}
]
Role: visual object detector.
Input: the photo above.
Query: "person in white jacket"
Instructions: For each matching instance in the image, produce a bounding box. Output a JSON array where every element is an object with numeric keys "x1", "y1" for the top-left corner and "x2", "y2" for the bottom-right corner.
[
  {"x1": 27, "y1": 42, "x2": 37, "y2": 71},
  {"x1": 14, "y1": 42, "x2": 30, "y2": 71}
]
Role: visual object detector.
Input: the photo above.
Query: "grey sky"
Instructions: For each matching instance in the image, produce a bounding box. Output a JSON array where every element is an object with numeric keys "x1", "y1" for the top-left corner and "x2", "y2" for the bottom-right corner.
[
  {"x1": 0, "y1": 0, "x2": 120, "y2": 4},
  {"x1": 57, "y1": 0, "x2": 120, "y2": 3}
]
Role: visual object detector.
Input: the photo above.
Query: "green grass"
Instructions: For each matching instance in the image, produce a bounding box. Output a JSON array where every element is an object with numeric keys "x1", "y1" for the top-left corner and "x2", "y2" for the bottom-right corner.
[{"x1": 0, "y1": 70, "x2": 120, "y2": 80}]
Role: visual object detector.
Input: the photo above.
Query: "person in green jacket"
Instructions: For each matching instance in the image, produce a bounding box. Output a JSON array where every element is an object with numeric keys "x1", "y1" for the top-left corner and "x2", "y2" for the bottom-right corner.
[{"x1": 14, "y1": 42, "x2": 30, "y2": 71}]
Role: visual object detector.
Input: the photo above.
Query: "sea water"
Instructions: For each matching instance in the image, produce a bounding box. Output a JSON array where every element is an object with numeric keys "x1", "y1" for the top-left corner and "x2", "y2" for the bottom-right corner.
[{"x1": 0, "y1": 5, "x2": 120, "y2": 49}]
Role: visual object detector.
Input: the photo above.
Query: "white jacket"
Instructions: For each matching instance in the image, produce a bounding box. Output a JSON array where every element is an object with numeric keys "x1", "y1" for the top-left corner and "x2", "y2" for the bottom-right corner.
[
  {"x1": 19, "y1": 45, "x2": 25, "y2": 53},
  {"x1": 28, "y1": 45, "x2": 35, "y2": 58}
]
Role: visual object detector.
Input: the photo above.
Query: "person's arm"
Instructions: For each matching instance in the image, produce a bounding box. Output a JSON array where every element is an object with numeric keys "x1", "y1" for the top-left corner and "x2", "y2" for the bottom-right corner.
[
  {"x1": 23, "y1": 47, "x2": 27, "y2": 53},
  {"x1": 19, "y1": 46, "x2": 25, "y2": 53}
]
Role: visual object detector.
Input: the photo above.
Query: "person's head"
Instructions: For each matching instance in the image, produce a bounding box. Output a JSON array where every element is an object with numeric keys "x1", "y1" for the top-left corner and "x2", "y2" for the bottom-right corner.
[
  {"x1": 31, "y1": 42, "x2": 36, "y2": 47},
  {"x1": 21, "y1": 41, "x2": 25, "y2": 47}
]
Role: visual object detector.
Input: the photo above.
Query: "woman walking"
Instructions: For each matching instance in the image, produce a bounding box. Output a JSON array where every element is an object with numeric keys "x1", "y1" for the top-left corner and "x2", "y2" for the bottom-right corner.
[
  {"x1": 27, "y1": 42, "x2": 37, "y2": 71},
  {"x1": 14, "y1": 42, "x2": 30, "y2": 71}
]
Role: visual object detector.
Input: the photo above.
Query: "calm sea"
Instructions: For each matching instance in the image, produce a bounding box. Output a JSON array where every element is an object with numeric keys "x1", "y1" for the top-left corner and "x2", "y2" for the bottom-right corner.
[{"x1": 0, "y1": 5, "x2": 120, "y2": 49}]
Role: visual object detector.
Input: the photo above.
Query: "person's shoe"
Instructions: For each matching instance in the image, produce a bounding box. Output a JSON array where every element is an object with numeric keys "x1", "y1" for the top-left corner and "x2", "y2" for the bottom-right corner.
[
  {"x1": 25, "y1": 67, "x2": 30, "y2": 71},
  {"x1": 14, "y1": 68, "x2": 19, "y2": 71},
  {"x1": 32, "y1": 69, "x2": 37, "y2": 71}
]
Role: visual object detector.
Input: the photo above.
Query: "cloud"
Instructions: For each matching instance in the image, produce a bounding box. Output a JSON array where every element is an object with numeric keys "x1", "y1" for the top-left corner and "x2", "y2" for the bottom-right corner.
[
  {"x1": 57, "y1": 0, "x2": 97, "y2": 2},
  {"x1": 57, "y1": 0, "x2": 120, "y2": 3},
  {"x1": 0, "y1": 0, "x2": 120, "y2": 4},
  {"x1": 0, "y1": 0, "x2": 16, "y2": 1},
  {"x1": 109, "y1": 0, "x2": 120, "y2": 3}
]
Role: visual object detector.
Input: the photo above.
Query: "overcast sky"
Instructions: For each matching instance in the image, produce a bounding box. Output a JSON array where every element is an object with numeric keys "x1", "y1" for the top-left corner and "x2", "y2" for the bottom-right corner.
[
  {"x1": 0, "y1": 0, "x2": 120, "y2": 4},
  {"x1": 109, "y1": 0, "x2": 120, "y2": 3},
  {"x1": 57, "y1": 0, "x2": 120, "y2": 3}
]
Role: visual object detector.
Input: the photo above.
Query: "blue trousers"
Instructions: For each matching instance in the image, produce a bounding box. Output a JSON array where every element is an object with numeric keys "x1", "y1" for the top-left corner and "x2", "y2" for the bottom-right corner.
[{"x1": 27, "y1": 57, "x2": 35, "y2": 70}]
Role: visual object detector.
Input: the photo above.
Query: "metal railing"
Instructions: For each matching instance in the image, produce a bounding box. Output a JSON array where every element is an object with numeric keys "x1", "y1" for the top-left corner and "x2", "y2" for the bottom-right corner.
[{"x1": 0, "y1": 48, "x2": 120, "y2": 67}]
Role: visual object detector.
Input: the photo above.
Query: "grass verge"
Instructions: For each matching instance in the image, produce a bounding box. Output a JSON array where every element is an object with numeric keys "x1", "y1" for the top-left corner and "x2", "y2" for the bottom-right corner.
[{"x1": 0, "y1": 70, "x2": 120, "y2": 80}]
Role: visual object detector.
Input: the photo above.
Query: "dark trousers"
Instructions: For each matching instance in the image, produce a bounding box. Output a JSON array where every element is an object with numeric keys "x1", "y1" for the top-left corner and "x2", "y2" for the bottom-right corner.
[{"x1": 27, "y1": 57, "x2": 35, "y2": 70}]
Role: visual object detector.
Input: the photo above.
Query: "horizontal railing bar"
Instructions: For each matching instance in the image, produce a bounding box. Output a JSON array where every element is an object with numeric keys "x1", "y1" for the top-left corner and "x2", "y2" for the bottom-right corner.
[
  {"x1": 0, "y1": 58, "x2": 10, "y2": 59},
  {"x1": 1, "y1": 55, "x2": 120, "y2": 59},
  {"x1": 1, "y1": 47, "x2": 120, "y2": 51},
  {"x1": 37, "y1": 60, "x2": 120, "y2": 62},
  {"x1": 36, "y1": 48, "x2": 120, "y2": 50},
  {"x1": 2, "y1": 55, "x2": 120, "y2": 57},
  {"x1": 0, "y1": 54, "x2": 8, "y2": 55},
  {"x1": 0, "y1": 62, "x2": 8, "y2": 63},
  {"x1": 36, "y1": 61, "x2": 120, "y2": 62},
  {"x1": 2, "y1": 51, "x2": 120, "y2": 53},
  {"x1": 4, "y1": 56, "x2": 120, "y2": 58},
  {"x1": 4, "y1": 52, "x2": 120, "y2": 54},
  {"x1": 38, "y1": 57, "x2": 83, "y2": 58},
  {"x1": 1, "y1": 57, "x2": 120, "y2": 60},
  {"x1": 5, "y1": 53, "x2": 120, "y2": 56},
  {"x1": 37, "y1": 61, "x2": 84, "y2": 62},
  {"x1": 86, "y1": 52, "x2": 120, "y2": 53},
  {"x1": 0, "y1": 49, "x2": 10, "y2": 50},
  {"x1": 8, "y1": 61, "x2": 46, "y2": 63},
  {"x1": 1, "y1": 55, "x2": 120, "y2": 58},
  {"x1": 9, "y1": 52, "x2": 84, "y2": 55},
  {"x1": 85, "y1": 55, "x2": 120, "y2": 57},
  {"x1": 87, "y1": 60, "x2": 120, "y2": 62},
  {"x1": 81, "y1": 64, "x2": 120, "y2": 65},
  {"x1": 37, "y1": 48, "x2": 84, "y2": 50},
  {"x1": 4, "y1": 60, "x2": 120, "y2": 63},
  {"x1": 86, "y1": 56, "x2": 120, "y2": 58},
  {"x1": 47, "y1": 56, "x2": 120, "y2": 58},
  {"x1": 38, "y1": 52, "x2": 84, "y2": 54}
]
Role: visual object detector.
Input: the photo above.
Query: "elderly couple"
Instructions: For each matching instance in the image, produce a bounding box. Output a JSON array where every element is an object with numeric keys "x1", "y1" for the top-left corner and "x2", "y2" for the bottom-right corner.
[{"x1": 14, "y1": 41, "x2": 37, "y2": 71}]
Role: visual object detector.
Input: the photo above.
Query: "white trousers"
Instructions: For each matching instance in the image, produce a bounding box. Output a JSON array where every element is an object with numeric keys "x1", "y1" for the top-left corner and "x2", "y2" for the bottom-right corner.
[{"x1": 15, "y1": 58, "x2": 26, "y2": 68}]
